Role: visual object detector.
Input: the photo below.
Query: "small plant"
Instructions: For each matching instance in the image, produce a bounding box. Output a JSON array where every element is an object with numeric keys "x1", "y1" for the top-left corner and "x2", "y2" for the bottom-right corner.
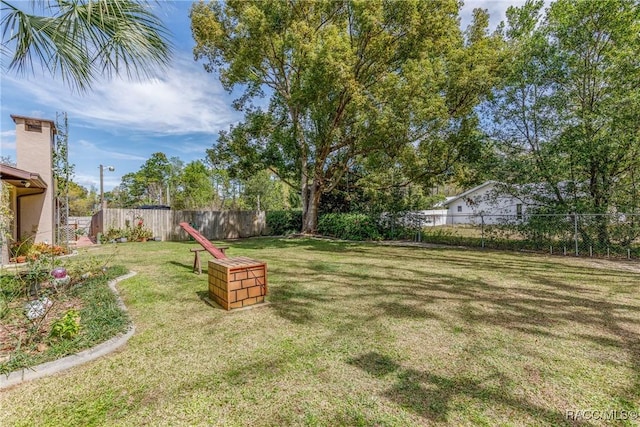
[
  {"x1": 129, "y1": 217, "x2": 153, "y2": 241},
  {"x1": 10, "y1": 235, "x2": 34, "y2": 258},
  {"x1": 50, "y1": 309, "x2": 81, "y2": 339},
  {"x1": 23, "y1": 256, "x2": 53, "y2": 297},
  {"x1": 104, "y1": 227, "x2": 127, "y2": 241}
]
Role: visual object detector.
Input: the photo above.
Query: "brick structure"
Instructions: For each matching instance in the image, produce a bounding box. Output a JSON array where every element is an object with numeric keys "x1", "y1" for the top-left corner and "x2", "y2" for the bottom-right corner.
[{"x1": 208, "y1": 257, "x2": 267, "y2": 310}]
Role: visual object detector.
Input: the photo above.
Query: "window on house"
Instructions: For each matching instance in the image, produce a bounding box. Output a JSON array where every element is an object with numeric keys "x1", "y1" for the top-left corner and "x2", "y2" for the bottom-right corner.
[
  {"x1": 516, "y1": 204, "x2": 523, "y2": 219},
  {"x1": 457, "y1": 205, "x2": 462, "y2": 213},
  {"x1": 26, "y1": 123, "x2": 42, "y2": 132}
]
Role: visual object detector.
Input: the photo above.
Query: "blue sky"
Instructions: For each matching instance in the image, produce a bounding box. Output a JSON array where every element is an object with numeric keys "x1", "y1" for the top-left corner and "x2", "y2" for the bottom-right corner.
[{"x1": 0, "y1": 0, "x2": 528, "y2": 192}]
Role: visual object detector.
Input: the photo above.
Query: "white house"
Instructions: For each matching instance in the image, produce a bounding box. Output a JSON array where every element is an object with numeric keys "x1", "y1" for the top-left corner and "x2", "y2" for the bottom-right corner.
[
  {"x1": 395, "y1": 181, "x2": 576, "y2": 228},
  {"x1": 442, "y1": 181, "x2": 529, "y2": 225}
]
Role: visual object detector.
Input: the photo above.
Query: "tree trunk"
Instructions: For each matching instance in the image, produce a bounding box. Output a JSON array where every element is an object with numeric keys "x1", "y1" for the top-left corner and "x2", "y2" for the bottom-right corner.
[
  {"x1": 302, "y1": 181, "x2": 321, "y2": 234},
  {"x1": 300, "y1": 153, "x2": 310, "y2": 233}
]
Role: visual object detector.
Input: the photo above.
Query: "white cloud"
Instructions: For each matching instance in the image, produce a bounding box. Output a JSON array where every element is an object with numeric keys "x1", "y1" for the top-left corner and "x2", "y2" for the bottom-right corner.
[
  {"x1": 28, "y1": 110, "x2": 47, "y2": 120},
  {"x1": 72, "y1": 173, "x2": 99, "y2": 190},
  {"x1": 3, "y1": 53, "x2": 240, "y2": 137},
  {"x1": 460, "y1": 0, "x2": 549, "y2": 30},
  {"x1": 0, "y1": 130, "x2": 16, "y2": 157},
  {"x1": 169, "y1": 140, "x2": 212, "y2": 155},
  {"x1": 76, "y1": 139, "x2": 147, "y2": 161},
  {"x1": 1, "y1": 129, "x2": 16, "y2": 136},
  {"x1": 73, "y1": 172, "x2": 121, "y2": 190}
]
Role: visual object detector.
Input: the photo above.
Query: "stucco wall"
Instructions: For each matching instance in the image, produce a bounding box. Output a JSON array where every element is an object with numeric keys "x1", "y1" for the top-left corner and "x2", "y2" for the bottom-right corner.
[{"x1": 14, "y1": 118, "x2": 55, "y2": 243}]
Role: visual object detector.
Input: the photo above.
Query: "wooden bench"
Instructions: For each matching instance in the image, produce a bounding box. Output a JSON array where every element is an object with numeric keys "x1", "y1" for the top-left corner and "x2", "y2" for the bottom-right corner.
[{"x1": 191, "y1": 246, "x2": 229, "y2": 274}]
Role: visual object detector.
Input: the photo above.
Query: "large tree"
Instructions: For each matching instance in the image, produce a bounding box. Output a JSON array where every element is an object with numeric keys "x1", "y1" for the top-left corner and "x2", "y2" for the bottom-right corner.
[
  {"x1": 68, "y1": 181, "x2": 98, "y2": 216},
  {"x1": 172, "y1": 160, "x2": 218, "y2": 210},
  {"x1": 241, "y1": 170, "x2": 291, "y2": 211},
  {"x1": 116, "y1": 152, "x2": 173, "y2": 206},
  {"x1": 192, "y1": 0, "x2": 501, "y2": 233},
  {"x1": 490, "y1": 0, "x2": 640, "y2": 211},
  {"x1": 488, "y1": 0, "x2": 640, "y2": 244},
  {"x1": 1, "y1": 0, "x2": 171, "y2": 90}
]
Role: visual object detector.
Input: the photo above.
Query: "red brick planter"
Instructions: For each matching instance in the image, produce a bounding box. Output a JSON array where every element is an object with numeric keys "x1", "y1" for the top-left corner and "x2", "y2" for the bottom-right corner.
[{"x1": 208, "y1": 257, "x2": 267, "y2": 310}]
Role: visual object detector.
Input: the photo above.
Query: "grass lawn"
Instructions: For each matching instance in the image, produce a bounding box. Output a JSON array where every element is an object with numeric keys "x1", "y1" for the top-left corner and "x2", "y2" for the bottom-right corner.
[{"x1": 1, "y1": 238, "x2": 638, "y2": 426}]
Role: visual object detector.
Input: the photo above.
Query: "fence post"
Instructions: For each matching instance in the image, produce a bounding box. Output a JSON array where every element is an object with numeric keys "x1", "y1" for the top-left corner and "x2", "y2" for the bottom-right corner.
[
  {"x1": 574, "y1": 213, "x2": 579, "y2": 256},
  {"x1": 481, "y1": 215, "x2": 485, "y2": 249},
  {"x1": 391, "y1": 212, "x2": 395, "y2": 240}
]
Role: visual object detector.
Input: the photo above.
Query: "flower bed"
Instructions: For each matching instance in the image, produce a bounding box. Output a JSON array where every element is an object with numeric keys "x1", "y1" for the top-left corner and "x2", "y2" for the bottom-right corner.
[
  {"x1": 0, "y1": 254, "x2": 129, "y2": 376},
  {"x1": 9, "y1": 241, "x2": 70, "y2": 263}
]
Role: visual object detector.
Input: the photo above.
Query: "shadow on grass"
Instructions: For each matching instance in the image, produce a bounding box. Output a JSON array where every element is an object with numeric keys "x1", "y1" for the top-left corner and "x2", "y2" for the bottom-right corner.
[
  {"x1": 375, "y1": 301, "x2": 443, "y2": 321},
  {"x1": 195, "y1": 290, "x2": 209, "y2": 303},
  {"x1": 118, "y1": 238, "x2": 640, "y2": 423},
  {"x1": 232, "y1": 236, "x2": 365, "y2": 253},
  {"x1": 257, "y1": 239, "x2": 640, "y2": 422},
  {"x1": 348, "y1": 352, "x2": 596, "y2": 426},
  {"x1": 194, "y1": 290, "x2": 227, "y2": 311},
  {"x1": 168, "y1": 260, "x2": 193, "y2": 270},
  {"x1": 167, "y1": 260, "x2": 211, "y2": 276},
  {"x1": 268, "y1": 282, "x2": 335, "y2": 324}
]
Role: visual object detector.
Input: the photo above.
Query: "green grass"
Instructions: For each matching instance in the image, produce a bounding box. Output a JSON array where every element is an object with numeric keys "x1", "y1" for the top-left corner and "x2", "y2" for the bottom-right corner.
[{"x1": 1, "y1": 238, "x2": 639, "y2": 426}]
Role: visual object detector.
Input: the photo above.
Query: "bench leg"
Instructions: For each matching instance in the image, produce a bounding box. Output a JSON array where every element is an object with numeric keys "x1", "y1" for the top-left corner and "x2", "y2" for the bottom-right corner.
[{"x1": 193, "y1": 251, "x2": 201, "y2": 274}]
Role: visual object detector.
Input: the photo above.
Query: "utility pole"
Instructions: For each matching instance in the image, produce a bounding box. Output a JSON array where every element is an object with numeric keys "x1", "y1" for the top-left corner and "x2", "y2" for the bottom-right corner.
[{"x1": 99, "y1": 164, "x2": 115, "y2": 210}]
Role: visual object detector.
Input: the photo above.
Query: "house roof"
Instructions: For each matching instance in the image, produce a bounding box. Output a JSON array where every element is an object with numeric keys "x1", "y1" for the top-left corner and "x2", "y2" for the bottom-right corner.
[
  {"x1": 0, "y1": 164, "x2": 48, "y2": 190},
  {"x1": 443, "y1": 181, "x2": 496, "y2": 207}
]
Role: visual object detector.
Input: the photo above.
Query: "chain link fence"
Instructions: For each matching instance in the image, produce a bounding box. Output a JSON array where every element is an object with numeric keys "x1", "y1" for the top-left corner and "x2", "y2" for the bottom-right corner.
[{"x1": 392, "y1": 212, "x2": 640, "y2": 260}]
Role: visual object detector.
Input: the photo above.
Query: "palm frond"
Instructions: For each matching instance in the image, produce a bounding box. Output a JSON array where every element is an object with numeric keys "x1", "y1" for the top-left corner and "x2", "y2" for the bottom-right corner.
[{"x1": 1, "y1": 0, "x2": 172, "y2": 91}]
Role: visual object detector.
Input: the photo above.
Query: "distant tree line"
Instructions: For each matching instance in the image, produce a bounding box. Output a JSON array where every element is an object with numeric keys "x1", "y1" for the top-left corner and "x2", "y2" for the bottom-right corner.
[{"x1": 104, "y1": 152, "x2": 297, "y2": 212}]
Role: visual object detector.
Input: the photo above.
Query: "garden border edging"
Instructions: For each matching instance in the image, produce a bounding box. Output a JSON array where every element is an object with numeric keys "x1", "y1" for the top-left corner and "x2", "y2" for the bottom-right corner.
[{"x1": 0, "y1": 271, "x2": 137, "y2": 390}]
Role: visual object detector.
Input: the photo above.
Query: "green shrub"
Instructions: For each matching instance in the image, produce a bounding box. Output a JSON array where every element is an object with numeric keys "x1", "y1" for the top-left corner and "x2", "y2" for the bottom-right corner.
[
  {"x1": 10, "y1": 235, "x2": 34, "y2": 257},
  {"x1": 50, "y1": 309, "x2": 81, "y2": 339},
  {"x1": 266, "y1": 210, "x2": 302, "y2": 235},
  {"x1": 317, "y1": 213, "x2": 382, "y2": 241},
  {"x1": 104, "y1": 227, "x2": 127, "y2": 241}
]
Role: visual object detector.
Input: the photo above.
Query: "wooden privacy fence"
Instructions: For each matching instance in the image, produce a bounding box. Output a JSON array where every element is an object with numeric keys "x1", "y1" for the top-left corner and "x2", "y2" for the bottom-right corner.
[{"x1": 90, "y1": 209, "x2": 266, "y2": 241}]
